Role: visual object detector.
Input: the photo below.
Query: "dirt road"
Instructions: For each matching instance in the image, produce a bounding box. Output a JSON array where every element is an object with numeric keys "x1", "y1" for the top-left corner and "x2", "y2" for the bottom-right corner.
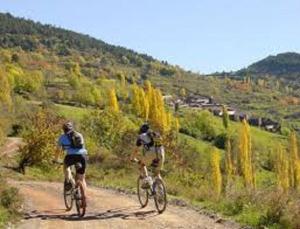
[
  {"x1": 10, "y1": 181, "x2": 238, "y2": 229},
  {"x1": 2, "y1": 138, "x2": 240, "y2": 229},
  {"x1": 0, "y1": 137, "x2": 22, "y2": 157}
]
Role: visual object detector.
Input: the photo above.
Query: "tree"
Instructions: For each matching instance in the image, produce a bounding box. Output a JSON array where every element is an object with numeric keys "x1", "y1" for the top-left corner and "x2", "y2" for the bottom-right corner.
[
  {"x1": 0, "y1": 68, "x2": 12, "y2": 111},
  {"x1": 210, "y1": 147, "x2": 222, "y2": 200},
  {"x1": 18, "y1": 109, "x2": 63, "y2": 173},
  {"x1": 288, "y1": 131, "x2": 300, "y2": 189},
  {"x1": 131, "y1": 84, "x2": 142, "y2": 116},
  {"x1": 225, "y1": 138, "x2": 233, "y2": 180},
  {"x1": 276, "y1": 144, "x2": 290, "y2": 192},
  {"x1": 239, "y1": 119, "x2": 255, "y2": 189},
  {"x1": 108, "y1": 88, "x2": 119, "y2": 113},
  {"x1": 222, "y1": 105, "x2": 229, "y2": 129}
]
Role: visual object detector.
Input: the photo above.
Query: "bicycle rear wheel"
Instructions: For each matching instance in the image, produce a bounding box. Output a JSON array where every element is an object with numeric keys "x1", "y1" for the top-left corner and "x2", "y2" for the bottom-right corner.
[
  {"x1": 137, "y1": 176, "x2": 149, "y2": 208},
  {"x1": 153, "y1": 178, "x2": 167, "y2": 214},
  {"x1": 63, "y1": 182, "x2": 73, "y2": 211},
  {"x1": 75, "y1": 181, "x2": 86, "y2": 217}
]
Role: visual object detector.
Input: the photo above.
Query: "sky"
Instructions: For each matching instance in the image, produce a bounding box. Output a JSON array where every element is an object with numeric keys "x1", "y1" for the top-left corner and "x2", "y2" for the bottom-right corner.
[{"x1": 1, "y1": 0, "x2": 300, "y2": 73}]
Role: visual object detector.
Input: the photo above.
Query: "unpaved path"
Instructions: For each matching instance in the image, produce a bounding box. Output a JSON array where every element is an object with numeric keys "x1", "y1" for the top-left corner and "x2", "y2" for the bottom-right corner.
[
  {"x1": 2, "y1": 138, "x2": 240, "y2": 229},
  {"x1": 0, "y1": 137, "x2": 22, "y2": 156},
  {"x1": 10, "y1": 181, "x2": 239, "y2": 229}
]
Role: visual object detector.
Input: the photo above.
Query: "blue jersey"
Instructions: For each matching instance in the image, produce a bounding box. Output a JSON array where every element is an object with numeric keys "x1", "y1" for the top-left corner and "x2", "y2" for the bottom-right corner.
[{"x1": 58, "y1": 134, "x2": 87, "y2": 155}]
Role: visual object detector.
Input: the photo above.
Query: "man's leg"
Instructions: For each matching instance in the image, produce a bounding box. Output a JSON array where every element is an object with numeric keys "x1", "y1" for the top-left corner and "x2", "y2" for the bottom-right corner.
[
  {"x1": 63, "y1": 164, "x2": 74, "y2": 185},
  {"x1": 138, "y1": 159, "x2": 148, "y2": 177},
  {"x1": 154, "y1": 147, "x2": 165, "y2": 178}
]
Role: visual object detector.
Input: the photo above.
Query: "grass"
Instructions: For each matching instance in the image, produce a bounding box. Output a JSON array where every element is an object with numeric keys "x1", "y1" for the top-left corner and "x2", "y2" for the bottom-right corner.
[{"x1": 54, "y1": 104, "x2": 94, "y2": 122}]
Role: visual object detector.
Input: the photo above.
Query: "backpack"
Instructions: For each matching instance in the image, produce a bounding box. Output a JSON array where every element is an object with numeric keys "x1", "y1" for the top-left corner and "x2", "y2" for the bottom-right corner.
[
  {"x1": 147, "y1": 130, "x2": 162, "y2": 148},
  {"x1": 67, "y1": 131, "x2": 84, "y2": 149}
]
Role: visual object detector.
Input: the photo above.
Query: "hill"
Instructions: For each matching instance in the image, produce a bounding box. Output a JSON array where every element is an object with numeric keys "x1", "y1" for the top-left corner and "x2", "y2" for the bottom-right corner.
[{"x1": 237, "y1": 52, "x2": 300, "y2": 78}]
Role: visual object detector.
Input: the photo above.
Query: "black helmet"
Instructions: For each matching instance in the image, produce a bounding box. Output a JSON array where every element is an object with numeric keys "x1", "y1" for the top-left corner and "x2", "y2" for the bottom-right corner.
[
  {"x1": 63, "y1": 121, "x2": 73, "y2": 133},
  {"x1": 139, "y1": 123, "x2": 149, "y2": 134}
]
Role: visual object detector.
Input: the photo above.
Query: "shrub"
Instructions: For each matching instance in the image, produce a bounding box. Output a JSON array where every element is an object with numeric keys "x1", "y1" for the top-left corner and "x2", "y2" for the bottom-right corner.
[
  {"x1": 82, "y1": 110, "x2": 136, "y2": 150},
  {"x1": 18, "y1": 108, "x2": 64, "y2": 173},
  {"x1": 0, "y1": 187, "x2": 22, "y2": 213}
]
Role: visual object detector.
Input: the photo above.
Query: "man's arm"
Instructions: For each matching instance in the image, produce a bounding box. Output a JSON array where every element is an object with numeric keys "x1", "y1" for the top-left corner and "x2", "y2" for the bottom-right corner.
[
  {"x1": 54, "y1": 146, "x2": 63, "y2": 162},
  {"x1": 54, "y1": 136, "x2": 63, "y2": 162},
  {"x1": 130, "y1": 146, "x2": 140, "y2": 161}
]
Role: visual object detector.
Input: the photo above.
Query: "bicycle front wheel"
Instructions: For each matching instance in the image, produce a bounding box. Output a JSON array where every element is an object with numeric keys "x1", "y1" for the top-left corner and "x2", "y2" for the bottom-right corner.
[
  {"x1": 75, "y1": 181, "x2": 86, "y2": 217},
  {"x1": 137, "y1": 176, "x2": 149, "y2": 208},
  {"x1": 63, "y1": 183, "x2": 73, "y2": 211},
  {"x1": 153, "y1": 178, "x2": 167, "y2": 214}
]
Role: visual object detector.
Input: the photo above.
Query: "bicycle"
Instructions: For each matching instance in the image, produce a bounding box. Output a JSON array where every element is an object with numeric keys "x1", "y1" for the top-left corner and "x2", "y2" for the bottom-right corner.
[
  {"x1": 132, "y1": 158, "x2": 167, "y2": 214},
  {"x1": 54, "y1": 161, "x2": 86, "y2": 217}
]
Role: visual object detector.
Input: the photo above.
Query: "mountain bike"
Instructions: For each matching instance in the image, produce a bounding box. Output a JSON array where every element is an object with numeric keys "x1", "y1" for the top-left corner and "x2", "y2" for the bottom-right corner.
[
  {"x1": 54, "y1": 161, "x2": 86, "y2": 217},
  {"x1": 132, "y1": 158, "x2": 167, "y2": 214}
]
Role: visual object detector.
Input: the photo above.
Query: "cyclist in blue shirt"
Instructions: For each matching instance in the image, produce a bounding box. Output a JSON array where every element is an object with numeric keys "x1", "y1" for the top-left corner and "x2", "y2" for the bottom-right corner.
[{"x1": 55, "y1": 122, "x2": 88, "y2": 206}]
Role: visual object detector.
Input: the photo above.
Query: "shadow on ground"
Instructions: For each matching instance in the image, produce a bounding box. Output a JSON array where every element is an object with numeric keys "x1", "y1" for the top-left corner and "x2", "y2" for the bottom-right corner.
[{"x1": 24, "y1": 206, "x2": 158, "y2": 221}]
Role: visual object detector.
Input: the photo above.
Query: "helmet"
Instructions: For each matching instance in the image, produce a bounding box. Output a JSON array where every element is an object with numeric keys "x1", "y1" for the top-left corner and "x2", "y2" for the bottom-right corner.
[
  {"x1": 139, "y1": 123, "x2": 149, "y2": 134},
  {"x1": 63, "y1": 121, "x2": 73, "y2": 133}
]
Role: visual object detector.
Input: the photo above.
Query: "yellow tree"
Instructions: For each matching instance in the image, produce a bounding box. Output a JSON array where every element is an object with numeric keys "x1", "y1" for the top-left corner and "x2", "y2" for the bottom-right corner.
[
  {"x1": 0, "y1": 68, "x2": 12, "y2": 110},
  {"x1": 289, "y1": 131, "x2": 300, "y2": 189},
  {"x1": 276, "y1": 144, "x2": 290, "y2": 192},
  {"x1": 239, "y1": 119, "x2": 255, "y2": 189},
  {"x1": 108, "y1": 88, "x2": 119, "y2": 113},
  {"x1": 119, "y1": 73, "x2": 128, "y2": 99},
  {"x1": 225, "y1": 138, "x2": 233, "y2": 180},
  {"x1": 210, "y1": 147, "x2": 222, "y2": 200},
  {"x1": 131, "y1": 84, "x2": 141, "y2": 116},
  {"x1": 174, "y1": 117, "x2": 180, "y2": 133},
  {"x1": 138, "y1": 87, "x2": 149, "y2": 120}
]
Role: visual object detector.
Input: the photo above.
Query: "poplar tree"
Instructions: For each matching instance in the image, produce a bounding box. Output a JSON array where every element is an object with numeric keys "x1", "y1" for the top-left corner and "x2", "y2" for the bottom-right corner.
[
  {"x1": 210, "y1": 147, "x2": 222, "y2": 200},
  {"x1": 225, "y1": 138, "x2": 233, "y2": 179},
  {"x1": 222, "y1": 105, "x2": 229, "y2": 129},
  {"x1": 108, "y1": 88, "x2": 119, "y2": 113},
  {"x1": 239, "y1": 119, "x2": 255, "y2": 189},
  {"x1": 138, "y1": 87, "x2": 149, "y2": 120},
  {"x1": 289, "y1": 131, "x2": 300, "y2": 189},
  {"x1": 0, "y1": 69, "x2": 12, "y2": 110},
  {"x1": 276, "y1": 144, "x2": 290, "y2": 192}
]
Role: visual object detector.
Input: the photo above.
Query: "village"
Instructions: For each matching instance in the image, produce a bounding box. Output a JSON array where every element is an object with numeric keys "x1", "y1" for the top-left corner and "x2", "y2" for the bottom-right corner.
[{"x1": 164, "y1": 93, "x2": 281, "y2": 133}]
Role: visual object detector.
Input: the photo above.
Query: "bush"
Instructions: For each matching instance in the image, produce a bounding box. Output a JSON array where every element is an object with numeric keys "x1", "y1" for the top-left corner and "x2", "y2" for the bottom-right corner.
[
  {"x1": 180, "y1": 111, "x2": 218, "y2": 141},
  {"x1": 0, "y1": 187, "x2": 22, "y2": 212},
  {"x1": 0, "y1": 177, "x2": 22, "y2": 227},
  {"x1": 214, "y1": 132, "x2": 228, "y2": 149},
  {"x1": 82, "y1": 110, "x2": 136, "y2": 150},
  {"x1": 18, "y1": 108, "x2": 64, "y2": 173},
  {"x1": 281, "y1": 127, "x2": 291, "y2": 137}
]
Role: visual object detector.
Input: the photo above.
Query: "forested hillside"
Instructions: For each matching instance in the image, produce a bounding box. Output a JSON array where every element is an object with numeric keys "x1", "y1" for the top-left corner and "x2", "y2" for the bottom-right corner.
[{"x1": 237, "y1": 52, "x2": 300, "y2": 77}]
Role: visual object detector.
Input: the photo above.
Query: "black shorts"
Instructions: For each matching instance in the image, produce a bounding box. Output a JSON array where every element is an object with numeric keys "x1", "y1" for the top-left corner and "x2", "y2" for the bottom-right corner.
[{"x1": 64, "y1": 154, "x2": 87, "y2": 175}]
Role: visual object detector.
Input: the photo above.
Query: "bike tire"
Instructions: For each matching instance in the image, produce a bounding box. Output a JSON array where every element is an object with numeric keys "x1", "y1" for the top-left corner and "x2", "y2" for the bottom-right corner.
[
  {"x1": 137, "y1": 176, "x2": 149, "y2": 208},
  {"x1": 153, "y1": 178, "x2": 167, "y2": 214},
  {"x1": 63, "y1": 183, "x2": 73, "y2": 211},
  {"x1": 75, "y1": 181, "x2": 86, "y2": 217}
]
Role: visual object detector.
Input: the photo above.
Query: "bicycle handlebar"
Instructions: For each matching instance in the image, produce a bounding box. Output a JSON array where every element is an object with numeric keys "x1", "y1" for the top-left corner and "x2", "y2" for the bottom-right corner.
[{"x1": 130, "y1": 157, "x2": 140, "y2": 163}]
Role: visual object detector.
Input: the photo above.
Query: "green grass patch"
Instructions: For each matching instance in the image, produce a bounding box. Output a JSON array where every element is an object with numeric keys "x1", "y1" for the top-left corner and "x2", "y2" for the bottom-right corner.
[{"x1": 54, "y1": 104, "x2": 94, "y2": 122}]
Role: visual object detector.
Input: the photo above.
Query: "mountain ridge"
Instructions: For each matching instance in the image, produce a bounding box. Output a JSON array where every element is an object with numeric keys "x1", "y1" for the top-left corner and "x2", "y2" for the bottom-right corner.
[{"x1": 236, "y1": 52, "x2": 300, "y2": 77}]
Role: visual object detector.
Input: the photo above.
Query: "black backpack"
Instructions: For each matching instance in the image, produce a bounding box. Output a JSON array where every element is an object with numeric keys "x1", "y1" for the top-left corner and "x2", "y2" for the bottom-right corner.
[
  {"x1": 146, "y1": 130, "x2": 162, "y2": 148},
  {"x1": 67, "y1": 131, "x2": 84, "y2": 149}
]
